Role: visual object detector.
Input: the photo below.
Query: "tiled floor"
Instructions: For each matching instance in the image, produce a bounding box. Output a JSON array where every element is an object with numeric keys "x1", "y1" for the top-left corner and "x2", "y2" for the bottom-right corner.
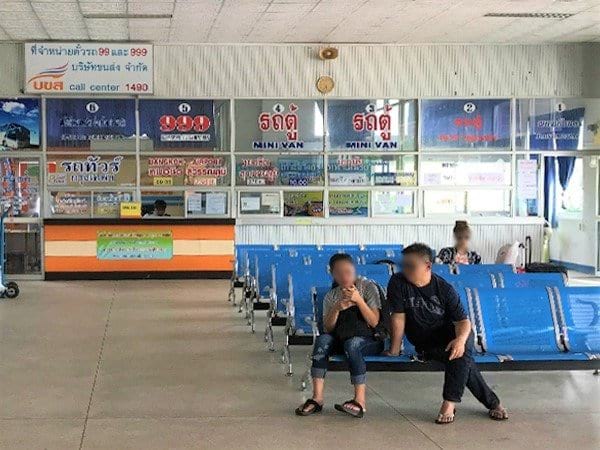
[{"x1": 1, "y1": 280, "x2": 599, "y2": 449}]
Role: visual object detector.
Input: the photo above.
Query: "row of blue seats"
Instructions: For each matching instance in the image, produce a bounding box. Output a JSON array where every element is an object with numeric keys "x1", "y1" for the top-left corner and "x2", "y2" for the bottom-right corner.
[
  {"x1": 319, "y1": 286, "x2": 599, "y2": 381},
  {"x1": 230, "y1": 244, "x2": 599, "y2": 379}
]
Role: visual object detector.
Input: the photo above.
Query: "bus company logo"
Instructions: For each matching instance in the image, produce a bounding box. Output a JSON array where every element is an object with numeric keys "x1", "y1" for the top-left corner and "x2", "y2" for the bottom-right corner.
[{"x1": 27, "y1": 62, "x2": 68, "y2": 91}]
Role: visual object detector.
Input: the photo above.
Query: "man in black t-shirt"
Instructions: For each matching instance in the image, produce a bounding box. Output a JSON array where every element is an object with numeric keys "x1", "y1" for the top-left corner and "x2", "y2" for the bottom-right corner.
[{"x1": 385, "y1": 243, "x2": 508, "y2": 424}]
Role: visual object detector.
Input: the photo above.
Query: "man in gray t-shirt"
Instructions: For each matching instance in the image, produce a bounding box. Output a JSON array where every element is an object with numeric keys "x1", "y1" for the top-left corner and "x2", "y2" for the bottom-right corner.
[{"x1": 295, "y1": 253, "x2": 384, "y2": 419}]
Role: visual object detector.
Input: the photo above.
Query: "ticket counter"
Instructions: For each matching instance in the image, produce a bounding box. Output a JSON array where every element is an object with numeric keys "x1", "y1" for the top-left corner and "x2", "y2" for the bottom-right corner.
[{"x1": 43, "y1": 218, "x2": 235, "y2": 280}]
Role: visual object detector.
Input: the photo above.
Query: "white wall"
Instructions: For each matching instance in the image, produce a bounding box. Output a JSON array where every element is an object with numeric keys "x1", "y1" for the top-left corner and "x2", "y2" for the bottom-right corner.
[
  {"x1": 1, "y1": 42, "x2": 594, "y2": 98},
  {"x1": 5, "y1": 41, "x2": 599, "y2": 260}
]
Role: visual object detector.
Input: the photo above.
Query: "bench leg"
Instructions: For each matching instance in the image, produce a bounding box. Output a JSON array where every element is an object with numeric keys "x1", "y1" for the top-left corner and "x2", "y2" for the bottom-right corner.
[
  {"x1": 283, "y1": 334, "x2": 292, "y2": 376},
  {"x1": 300, "y1": 351, "x2": 312, "y2": 391}
]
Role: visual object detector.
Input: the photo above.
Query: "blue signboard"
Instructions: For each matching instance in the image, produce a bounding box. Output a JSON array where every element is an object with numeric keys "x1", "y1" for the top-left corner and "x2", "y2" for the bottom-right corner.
[
  {"x1": 326, "y1": 99, "x2": 416, "y2": 150},
  {"x1": 516, "y1": 99, "x2": 586, "y2": 150},
  {"x1": 139, "y1": 99, "x2": 217, "y2": 149},
  {"x1": 421, "y1": 99, "x2": 511, "y2": 149},
  {"x1": 0, "y1": 98, "x2": 40, "y2": 151},
  {"x1": 46, "y1": 98, "x2": 136, "y2": 150}
]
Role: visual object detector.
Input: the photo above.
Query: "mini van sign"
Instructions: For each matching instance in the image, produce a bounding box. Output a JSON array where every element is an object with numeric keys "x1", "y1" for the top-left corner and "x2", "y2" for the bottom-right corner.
[{"x1": 24, "y1": 43, "x2": 153, "y2": 94}]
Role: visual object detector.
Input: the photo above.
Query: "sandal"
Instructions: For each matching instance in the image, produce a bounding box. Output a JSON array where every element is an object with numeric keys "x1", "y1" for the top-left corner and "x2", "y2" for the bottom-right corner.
[
  {"x1": 334, "y1": 399, "x2": 364, "y2": 418},
  {"x1": 489, "y1": 406, "x2": 508, "y2": 421},
  {"x1": 435, "y1": 409, "x2": 456, "y2": 425},
  {"x1": 295, "y1": 399, "x2": 323, "y2": 416}
]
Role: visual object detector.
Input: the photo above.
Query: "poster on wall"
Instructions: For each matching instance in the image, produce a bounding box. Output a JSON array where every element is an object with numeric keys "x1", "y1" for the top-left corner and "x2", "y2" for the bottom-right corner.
[
  {"x1": 372, "y1": 191, "x2": 413, "y2": 216},
  {"x1": 283, "y1": 191, "x2": 324, "y2": 217},
  {"x1": 46, "y1": 154, "x2": 136, "y2": 187},
  {"x1": 329, "y1": 191, "x2": 368, "y2": 217},
  {"x1": 139, "y1": 99, "x2": 217, "y2": 150},
  {"x1": 46, "y1": 98, "x2": 136, "y2": 151},
  {"x1": 327, "y1": 155, "x2": 416, "y2": 186},
  {"x1": 0, "y1": 157, "x2": 40, "y2": 217},
  {"x1": 326, "y1": 99, "x2": 416, "y2": 150},
  {"x1": 141, "y1": 156, "x2": 229, "y2": 187},
  {"x1": 421, "y1": 99, "x2": 511, "y2": 149},
  {"x1": 236, "y1": 156, "x2": 279, "y2": 186},
  {"x1": 93, "y1": 192, "x2": 132, "y2": 218},
  {"x1": 97, "y1": 230, "x2": 173, "y2": 260},
  {"x1": 25, "y1": 43, "x2": 153, "y2": 94},
  {"x1": 234, "y1": 99, "x2": 324, "y2": 151},
  {"x1": 0, "y1": 98, "x2": 40, "y2": 152},
  {"x1": 278, "y1": 156, "x2": 324, "y2": 186},
  {"x1": 49, "y1": 191, "x2": 91, "y2": 216}
]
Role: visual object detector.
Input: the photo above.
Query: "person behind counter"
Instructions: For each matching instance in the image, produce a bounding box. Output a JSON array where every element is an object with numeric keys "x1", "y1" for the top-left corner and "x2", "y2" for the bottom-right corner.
[
  {"x1": 144, "y1": 199, "x2": 171, "y2": 217},
  {"x1": 437, "y1": 220, "x2": 481, "y2": 265}
]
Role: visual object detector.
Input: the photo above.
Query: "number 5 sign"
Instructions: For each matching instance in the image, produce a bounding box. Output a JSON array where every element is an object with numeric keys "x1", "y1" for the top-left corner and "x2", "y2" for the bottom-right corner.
[{"x1": 139, "y1": 99, "x2": 217, "y2": 150}]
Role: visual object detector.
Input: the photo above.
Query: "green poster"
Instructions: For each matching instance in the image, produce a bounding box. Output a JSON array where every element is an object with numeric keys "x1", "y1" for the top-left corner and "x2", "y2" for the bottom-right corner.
[{"x1": 97, "y1": 230, "x2": 173, "y2": 260}]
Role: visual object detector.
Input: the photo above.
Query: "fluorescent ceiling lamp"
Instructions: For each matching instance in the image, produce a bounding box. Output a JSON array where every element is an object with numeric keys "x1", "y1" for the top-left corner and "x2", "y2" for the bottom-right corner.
[
  {"x1": 484, "y1": 13, "x2": 575, "y2": 19},
  {"x1": 83, "y1": 14, "x2": 173, "y2": 19}
]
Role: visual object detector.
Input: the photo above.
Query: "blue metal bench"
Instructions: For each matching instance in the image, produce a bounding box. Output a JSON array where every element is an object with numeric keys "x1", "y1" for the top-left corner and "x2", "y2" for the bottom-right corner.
[
  {"x1": 497, "y1": 272, "x2": 566, "y2": 288},
  {"x1": 325, "y1": 287, "x2": 599, "y2": 376},
  {"x1": 455, "y1": 263, "x2": 515, "y2": 275}
]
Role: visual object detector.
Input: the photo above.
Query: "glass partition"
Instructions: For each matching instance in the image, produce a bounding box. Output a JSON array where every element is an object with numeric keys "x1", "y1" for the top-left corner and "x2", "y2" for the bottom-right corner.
[
  {"x1": 420, "y1": 154, "x2": 511, "y2": 186},
  {"x1": 238, "y1": 191, "x2": 281, "y2": 216}
]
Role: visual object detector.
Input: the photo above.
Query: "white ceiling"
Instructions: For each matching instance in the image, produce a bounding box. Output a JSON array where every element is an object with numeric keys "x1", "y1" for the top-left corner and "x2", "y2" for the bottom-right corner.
[{"x1": 0, "y1": 0, "x2": 598, "y2": 44}]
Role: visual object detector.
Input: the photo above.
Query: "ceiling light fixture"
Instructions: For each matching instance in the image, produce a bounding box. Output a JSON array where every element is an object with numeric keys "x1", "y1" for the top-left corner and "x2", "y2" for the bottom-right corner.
[
  {"x1": 484, "y1": 12, "x2": 575, "y2": 19},
  {"x1": 83, "y1": 14, "x2": 173, "y2": 19}
]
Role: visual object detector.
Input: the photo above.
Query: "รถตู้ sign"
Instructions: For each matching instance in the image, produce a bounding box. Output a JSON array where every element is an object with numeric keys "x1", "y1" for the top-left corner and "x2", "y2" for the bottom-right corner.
[
  {"x1": 97, "y1": 230, "x2": 173, "y2": 260},
  {"x1": 25, "y1": 43, "x2": 153, "y2": 94},
  {"x1": 120, "y1": 201, "x2": 141, "y2": 219}
]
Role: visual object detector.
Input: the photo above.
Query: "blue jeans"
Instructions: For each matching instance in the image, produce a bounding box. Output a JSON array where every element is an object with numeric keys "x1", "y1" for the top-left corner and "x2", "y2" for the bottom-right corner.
[{"x1": 310, "y1": 333, "x2": 383, "y2": 385}]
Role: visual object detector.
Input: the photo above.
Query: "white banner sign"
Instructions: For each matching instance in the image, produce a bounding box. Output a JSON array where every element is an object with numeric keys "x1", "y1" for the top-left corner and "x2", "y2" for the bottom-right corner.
[{"x1": 25, "y1": 43, "x2": 153, "y2": 94}]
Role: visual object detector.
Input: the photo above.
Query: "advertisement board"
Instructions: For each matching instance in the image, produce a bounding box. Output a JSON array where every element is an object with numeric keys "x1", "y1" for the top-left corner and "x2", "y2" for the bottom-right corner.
[{"x1": 25, "y1": 43, "x2": 153, "y2": 94}]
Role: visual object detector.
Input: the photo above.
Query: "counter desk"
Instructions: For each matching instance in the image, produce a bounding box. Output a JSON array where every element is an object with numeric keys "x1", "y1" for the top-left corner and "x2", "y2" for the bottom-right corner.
[{"x1": 43, "y1": 218, "x2": 235, "y2": 280}]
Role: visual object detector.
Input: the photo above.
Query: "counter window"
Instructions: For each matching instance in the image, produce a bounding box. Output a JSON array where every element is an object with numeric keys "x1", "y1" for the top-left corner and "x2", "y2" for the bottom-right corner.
[
  {"x1": 238, "y1": 191, "x2": 281, "y2": 216},
  {"x1": 141, "y1": 192, "x2": 185, "y2": 218},
  {"x1": 185, "y1": 191, "x2": 229, "y2": 216}
]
